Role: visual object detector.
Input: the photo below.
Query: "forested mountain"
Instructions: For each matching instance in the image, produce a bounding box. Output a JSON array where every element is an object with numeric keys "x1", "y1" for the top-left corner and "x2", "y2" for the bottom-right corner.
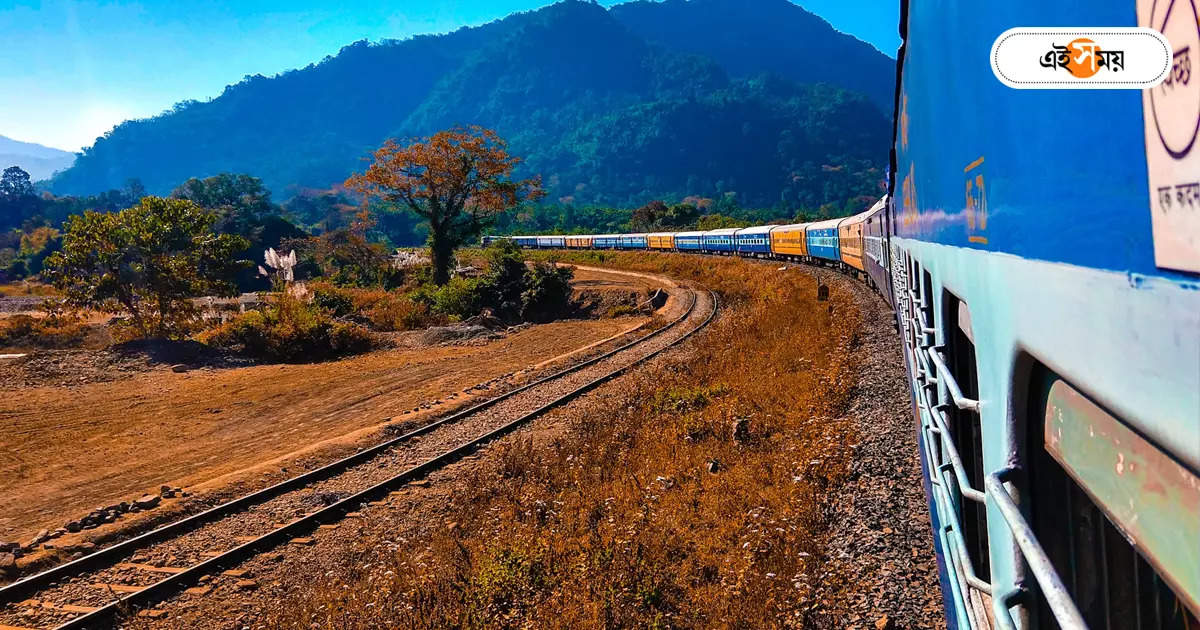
[
  {"x1": 609, "y1": 0, "x2": 896, "y2": 112},
  {"x1": 0, "y1": 136, "x2": 75, "y2": 182},
  {"x1": 48, "y1": 0, "x2": 894, "y2": 211}
]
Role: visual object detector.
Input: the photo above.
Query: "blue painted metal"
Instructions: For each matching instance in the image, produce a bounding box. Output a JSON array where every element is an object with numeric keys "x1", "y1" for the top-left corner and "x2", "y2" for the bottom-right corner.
[
  {"x1": 892, "y1": 3, "x2": 1197, "y2": 286},
  {"x1": 734, "y1": 225, "x2": 773, "y2": 256},
  {"x1": 892, "y1": 1, "x2": 1200, "y2": 627},
  {"x1": 674, "y1": 231, "x2": 704, "y2": 251},
  {"x1": 513, "y1": 236, "x2": 538, "y2": 248},
  {"x1": 594, "y1": 234, "x2": 620, "y2": 249},
  {"x1": 805, "y1": 218, "x2": 842, "y2": 262},
  {"x1": 702, "y1": 228, "x2": 738, "y2": 253},
  {"x1": 619, "y1": 234, "x2": 648, "y2": 249},
  {"x1": 536, "y1": 235, "x2": 565, "y2": 248}
]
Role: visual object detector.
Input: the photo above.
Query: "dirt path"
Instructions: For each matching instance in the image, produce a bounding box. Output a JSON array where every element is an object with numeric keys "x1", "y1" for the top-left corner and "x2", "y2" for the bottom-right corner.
[{"x1": 0, "y1": 269, "x2": 668, "y2": 545}]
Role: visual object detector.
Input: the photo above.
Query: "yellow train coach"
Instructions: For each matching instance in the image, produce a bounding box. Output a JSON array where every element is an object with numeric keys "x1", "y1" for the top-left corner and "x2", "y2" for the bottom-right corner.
[
  {"x1": 837, "y1": 210, "x2": 872, "y2": 273},
  {"x1": 769, "y1": 223, "x2": 809, "y2": 259},
  {"x1": 565, "y1": 235, "x2": 594, "y2": 249},
  {"x1": 647, "y1": 233, "x2": 675, "y2": 250}
]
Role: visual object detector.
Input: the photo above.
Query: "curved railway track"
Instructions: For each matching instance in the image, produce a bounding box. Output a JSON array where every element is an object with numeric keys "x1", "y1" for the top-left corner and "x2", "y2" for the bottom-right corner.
[{"x1": 0, "y1": 288, "x2": 718, "y2": 630}]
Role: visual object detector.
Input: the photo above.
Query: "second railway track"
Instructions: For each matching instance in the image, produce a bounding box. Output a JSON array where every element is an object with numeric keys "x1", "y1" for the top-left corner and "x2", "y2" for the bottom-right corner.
[{"x1": 0, "y1": 287, "x2": 717, "y2": 630}]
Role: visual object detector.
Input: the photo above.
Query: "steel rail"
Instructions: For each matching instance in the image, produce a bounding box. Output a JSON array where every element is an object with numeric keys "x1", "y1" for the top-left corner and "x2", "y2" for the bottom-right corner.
[
  {"x1": 53, "y1": 290, "x2": 716, "y2": 630},
  {"x1": 0, "y1": 289, "x2": 703, "y2": 625}
]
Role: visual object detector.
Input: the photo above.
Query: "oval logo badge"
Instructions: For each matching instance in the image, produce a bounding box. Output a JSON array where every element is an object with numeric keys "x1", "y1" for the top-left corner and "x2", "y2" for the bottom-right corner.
[{"x1": 991, "y1": 27, "x2": 1171, "y2": 88}]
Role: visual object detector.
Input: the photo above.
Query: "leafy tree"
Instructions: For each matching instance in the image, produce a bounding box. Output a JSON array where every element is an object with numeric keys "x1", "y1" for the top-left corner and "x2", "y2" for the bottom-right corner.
[
  {"x1": 44, "y1": 197, "x2": 249, "y2": 338},
  {"x1": 630, "y1": 200, "x2": 668, "y2": 232},
  {"x1": 1, "y1": 166, "x2": 35, "y2": 199},
  {"x1": 696, "y1": 213, "x2": 750, "y2": 230},
  {"x1": 170, "y1": 173, "x2": 275, "y2": 233},
  {"x1": 286, "y1": 210, "x2": 396, "y2": 288},
  {"x1": 521, "y1": 261, "x2": 574, "y2": 323},
  {"x1": 346, "y1": 127, "x2": 543, "y2": 285},
  {"x1": 13, "y1": 226, "x2": 61, "y2": 277},
  {"x1": 171, "y1": 173, "x2": 308, "y2": 291},
  {"x1": 0, "y1": 166, "x2": 40, "y2": 230}
]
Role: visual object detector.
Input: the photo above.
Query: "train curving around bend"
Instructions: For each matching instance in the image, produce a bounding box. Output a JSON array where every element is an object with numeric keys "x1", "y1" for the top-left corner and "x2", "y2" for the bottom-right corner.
[{"x1": 491, "y1": 2, "x2": 1200, "y2": 629}]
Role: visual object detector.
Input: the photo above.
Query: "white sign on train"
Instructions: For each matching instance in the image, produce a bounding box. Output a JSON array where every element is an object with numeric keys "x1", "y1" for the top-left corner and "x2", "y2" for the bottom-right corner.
[
  {"x1": 1140, "y1": 0, "x2": 1200, "y2": 274},
  {"x1": 990, "y1": 27, "x2": 1171, "y2": 89}
]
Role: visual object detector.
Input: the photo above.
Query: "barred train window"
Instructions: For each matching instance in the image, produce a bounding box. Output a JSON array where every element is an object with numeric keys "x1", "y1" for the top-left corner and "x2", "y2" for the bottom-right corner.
[
  {"x1": 1027, "y1": 371, "x2": 1199, "y2": 630},
  {"x1": 943, "y1": 293, "x2": 989, "y2": 581}
]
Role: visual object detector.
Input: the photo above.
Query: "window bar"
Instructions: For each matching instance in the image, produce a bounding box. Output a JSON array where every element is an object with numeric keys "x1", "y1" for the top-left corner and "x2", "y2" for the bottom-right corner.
[
  {"x1": 915, "y1": 376, "x2": 993, "y2": 596},
  {"x1": 986, "y1": 467, "x2": 1089, "y2": 630}
]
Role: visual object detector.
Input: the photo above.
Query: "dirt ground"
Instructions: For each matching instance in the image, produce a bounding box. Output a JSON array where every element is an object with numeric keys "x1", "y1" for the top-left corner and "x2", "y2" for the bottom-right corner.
[{"x1": 0, "y1": 267, "x2": 665, "y2": 545}]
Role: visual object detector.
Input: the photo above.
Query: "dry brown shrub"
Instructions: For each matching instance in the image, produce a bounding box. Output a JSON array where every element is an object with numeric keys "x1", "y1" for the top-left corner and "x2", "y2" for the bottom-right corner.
[
  {"x1": 261, "y1": 253, "x2": 862, "y2": 628},
  {"x1": 0, "y1": 299, "x2": 93, "y2": 348}
]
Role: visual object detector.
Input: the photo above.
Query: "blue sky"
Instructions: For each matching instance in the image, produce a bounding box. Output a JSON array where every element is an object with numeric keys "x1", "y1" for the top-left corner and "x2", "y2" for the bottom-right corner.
[{"x1": 0, "y1": 0, "x2": 900, "y2": 152}]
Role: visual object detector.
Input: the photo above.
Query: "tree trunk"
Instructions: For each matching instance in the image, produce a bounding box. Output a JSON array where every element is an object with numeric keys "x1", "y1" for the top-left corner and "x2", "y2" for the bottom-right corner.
[{"x1": 429, "y1": 231, "x2": 454, "y2": 286}]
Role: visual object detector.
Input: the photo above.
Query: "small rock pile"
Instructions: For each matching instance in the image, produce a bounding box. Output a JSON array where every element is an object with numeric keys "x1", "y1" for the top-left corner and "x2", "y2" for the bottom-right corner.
[{"x1": 0, "y1": 484, "x2": 188, "y2": 572}]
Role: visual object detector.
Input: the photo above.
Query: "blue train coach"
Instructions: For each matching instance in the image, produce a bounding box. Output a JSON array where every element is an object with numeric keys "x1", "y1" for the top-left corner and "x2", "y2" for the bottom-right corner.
[
  {"x1": 891, "y1": 1, "x2": 1200, "y2": 628},
  {"x1": 619, "y1": 233, "x2": 648, "y2": 249},
  {"x1": 593, "y1": 234, "x2": 620, "y2": 249},
  {"x1": 734, "y1": 225, "x2": 773, "y2": 257},
  {"x1": 536, "y1": 235, "x2": 565, "y2": 249},
  {"x1": 674, "y1": 231, "x2": 704, "y2": 251},
  {"x1": 805, "y1": 218, "x2": 841, "y2": 262},
  {"x1": 702, "y1": 228, "x2": 738, "y2": 254}
]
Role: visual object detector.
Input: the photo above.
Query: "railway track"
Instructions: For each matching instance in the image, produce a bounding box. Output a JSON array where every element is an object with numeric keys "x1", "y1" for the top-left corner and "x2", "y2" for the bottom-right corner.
[{"x1": 0, "y1": 288, "x2": 717, "y2": 630}]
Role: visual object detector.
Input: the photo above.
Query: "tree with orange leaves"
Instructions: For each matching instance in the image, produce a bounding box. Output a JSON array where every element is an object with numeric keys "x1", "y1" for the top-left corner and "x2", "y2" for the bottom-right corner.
[{"x1": 346, "y1": 126, "x2": 543, "y2": 285}]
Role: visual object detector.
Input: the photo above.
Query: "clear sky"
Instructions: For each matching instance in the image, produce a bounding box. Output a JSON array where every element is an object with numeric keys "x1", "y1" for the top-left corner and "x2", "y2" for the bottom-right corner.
[{"x1": 0, "y1": 0, "x2": 901, "y2": 153}]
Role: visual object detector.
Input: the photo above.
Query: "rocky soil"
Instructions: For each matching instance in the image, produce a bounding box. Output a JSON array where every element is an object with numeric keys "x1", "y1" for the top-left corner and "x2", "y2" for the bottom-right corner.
[{"x1": 807, "y1": 268, "x2": 947, "y2": 630}]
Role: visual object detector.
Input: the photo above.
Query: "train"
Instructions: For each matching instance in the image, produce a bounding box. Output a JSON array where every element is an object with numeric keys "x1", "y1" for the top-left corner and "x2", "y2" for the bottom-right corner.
[{"x1": 487, "y1": 2, "x2": 1200, "y2": 629}]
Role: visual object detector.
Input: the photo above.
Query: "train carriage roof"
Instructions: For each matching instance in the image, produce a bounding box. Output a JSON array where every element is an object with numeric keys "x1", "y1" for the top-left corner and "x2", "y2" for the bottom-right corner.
[
  {"x1": 704, "y1": 227, "x2": 742, "y2": 236},
  {"x1": 736, "y1": 225, "x2": 774, "y2": 236},
  {"x1": 807, "y1": 218, "x2": 844, "y2": 231}
]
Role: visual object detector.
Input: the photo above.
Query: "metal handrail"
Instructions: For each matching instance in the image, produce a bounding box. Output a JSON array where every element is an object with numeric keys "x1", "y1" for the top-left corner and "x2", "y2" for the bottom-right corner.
[
  {"x1": 930, "y1": 405, "x2": 986, "y2": 503},
  {"x1": 986, "y1": 467, "x2": 1089, "y2": 630},
  {"x1": 928, "y1": 346, "x2": 982, "y2": 412},
  {"x1": 914, "y1": 378, "x2": 993, "y2": 596},
  {"x1": 993, "y1": 588, "x2": 1028, "y2": 630}
]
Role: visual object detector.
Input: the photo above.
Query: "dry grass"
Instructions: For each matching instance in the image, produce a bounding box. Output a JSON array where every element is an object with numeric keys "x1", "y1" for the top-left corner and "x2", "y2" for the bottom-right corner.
[
  {"x1": 0, "y1": 300, "x2": 92, "y2": 348},
  {"x1": 0, "y1": 281, "x2": 60, "y2": 297},
  {"x1": 262, "y1": 253, "x2": 863, "y2": 628}
]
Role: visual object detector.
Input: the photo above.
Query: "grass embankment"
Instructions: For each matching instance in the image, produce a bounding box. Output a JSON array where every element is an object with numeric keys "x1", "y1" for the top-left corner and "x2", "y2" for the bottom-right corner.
[{"x1": 263, "y1": 252, "x2": 862, "y2": 627}]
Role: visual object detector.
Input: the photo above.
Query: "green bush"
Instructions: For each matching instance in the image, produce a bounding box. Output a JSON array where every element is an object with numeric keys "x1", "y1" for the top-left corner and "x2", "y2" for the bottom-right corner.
[
  {"x1": 311, "y1": 285, "x2": 355, "y2": 317},
  {"x1": 432, "y1": 276, "x2": 484, "y2": 319},
  {"x1": 198, "y1": 293, "x2": 375, "y2": 362},
  {"x1": 521, "y1": 262, "x2": 575, "y2": 323}
]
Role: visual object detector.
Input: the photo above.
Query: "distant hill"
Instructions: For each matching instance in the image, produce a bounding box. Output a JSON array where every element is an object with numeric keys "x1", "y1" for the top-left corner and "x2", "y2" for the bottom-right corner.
[
  {"x1": 609, "y1": 0, "x2": 896, "y2": 112},
  {"x1": 0, "y1": 136, "x2": 76, "y2": 182},
  {"x1": 48, "y1": 0, "x2": 894, "y2": 210}
]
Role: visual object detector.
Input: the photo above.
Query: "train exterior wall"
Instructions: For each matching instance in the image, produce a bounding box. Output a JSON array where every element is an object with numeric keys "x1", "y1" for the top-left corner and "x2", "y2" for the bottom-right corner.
[
  {"x1": 619, "y1": 234, "x2": 648, "y2": 249},
  {"x1": 675, "y1": 233, "x2": 703, "y2": 251},
  {"x1": 648, "y1": 234, "x2": 675, "y2": 250},
  {"x1": 894, "y1": 1, "x2": 1200, "y2": 627},
  {"x1": 862, "y1": 198, "x2": 891, "y2": 305},
  {"x1": 770, "y1": 224, "x2": 809, "y2": 258},
  {"x1": 838, "y1": 213, "x2": 868, "y2": 272},
  {"x1": 702, "y1": 229, "x2": 737, "y2": 253},
  {"x1": 805, "y1": 218, "x2": 842, "y2": 262},
  {"x1": 734, "y1": 226, "x2": 772, "y2": 256}
]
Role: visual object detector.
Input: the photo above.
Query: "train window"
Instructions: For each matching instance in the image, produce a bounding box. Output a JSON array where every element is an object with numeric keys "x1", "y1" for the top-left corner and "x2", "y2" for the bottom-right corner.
[
  {"x1": 1026, "y1": 370, "x2": 1199, "y2": 630},
  {"x1": 920, "y1": 268, "x2": 934, "y2": 333},
  {"x1": 942, "y1": 292, "x2": 988, "y2": 582}
]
